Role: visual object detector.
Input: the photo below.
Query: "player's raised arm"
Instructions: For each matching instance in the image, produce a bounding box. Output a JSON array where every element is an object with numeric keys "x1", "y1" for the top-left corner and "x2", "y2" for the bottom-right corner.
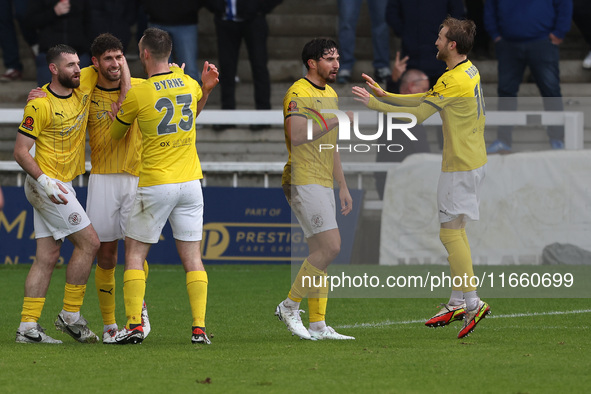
[
  {"x1": 352, "y1": 86, "x2": 438, "y2": 124},
  {"x1": 196, "y1": 61, "x2": 219, "y2": 116}
]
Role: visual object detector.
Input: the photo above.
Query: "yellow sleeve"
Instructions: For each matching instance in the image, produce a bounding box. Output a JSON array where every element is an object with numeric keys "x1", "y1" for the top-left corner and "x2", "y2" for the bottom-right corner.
[
  {"x1": 111, "y1": 88, "x2": 138, "y2": 140},
  {"x1": 372, "y1": 81, "x2": 425, "y2": 107},
  {"x1": 367, "y1": 95, "x2": 438, "y2": 124},
  {"x1": 170, "y1": 65, "x2": 185, "y2": 74},
  {"x1": 80, "y1": 66, "x2": 98, "y2": 93},
  {"x1": 18, "y1": 98, "x2": 51, "y2": 139},
  {"x1": 283, "y1": 85, "x2": 309, "y2": 120}
]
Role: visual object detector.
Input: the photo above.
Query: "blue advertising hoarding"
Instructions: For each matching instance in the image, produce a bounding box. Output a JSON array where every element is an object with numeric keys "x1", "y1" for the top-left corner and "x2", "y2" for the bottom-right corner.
[{"x1": 1, "y1": 186, "x2": 363, "y2": 265}]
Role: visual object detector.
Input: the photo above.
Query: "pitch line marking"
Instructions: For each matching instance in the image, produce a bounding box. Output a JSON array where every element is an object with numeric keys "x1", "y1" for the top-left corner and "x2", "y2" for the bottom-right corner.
[{"x1": 335, "y1": 309, "x2": 591, "y2": 329}]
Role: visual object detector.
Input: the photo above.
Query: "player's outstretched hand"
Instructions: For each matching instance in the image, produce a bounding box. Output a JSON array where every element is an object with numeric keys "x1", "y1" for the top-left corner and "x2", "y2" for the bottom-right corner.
[
  {"x1": 201, "y1": 61, "x2": 219, "y2": 93},
  {"x1": 361, "y1": 73, "x2": 387, "y2": 97},
  {"x1": 27, "y1": 87, "x2": 46, "y2": 102},
  {"x1": 352, "y1": 86, "x2": 371, "y2": 106},
  {"x1": 339, "y1": 187, "x2": 353, "y2": 216}
]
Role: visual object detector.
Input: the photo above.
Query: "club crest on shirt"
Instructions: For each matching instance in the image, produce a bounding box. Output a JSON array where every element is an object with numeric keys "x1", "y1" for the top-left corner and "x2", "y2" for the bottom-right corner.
[{"x1": 21, "y1": 116, "x2": 34, "y2": 131}]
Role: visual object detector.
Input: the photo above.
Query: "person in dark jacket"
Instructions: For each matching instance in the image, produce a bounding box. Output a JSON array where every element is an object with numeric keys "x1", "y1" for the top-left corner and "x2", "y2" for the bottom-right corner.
[
  {"x1": 27, "y1": 0, "x2": 91, "y2": 86},
  {"x1": 88, "y1": 0, "x2": 139, "y2": 54},
  {"x1": 144, "y1": 0, "x2": 202, "y2": 82},
  {"x1": 205, "y1": 0, "x2": 282, "y2": 131},
  {"x1": 386, "y1": 0, "x2": 464, "y2": 149},
  {"x1": 484, "y1": 0, "x2": 573, "y2": 153},
  {"x1": 386, "y1": 0, "x2": 465, "y2": 91}
]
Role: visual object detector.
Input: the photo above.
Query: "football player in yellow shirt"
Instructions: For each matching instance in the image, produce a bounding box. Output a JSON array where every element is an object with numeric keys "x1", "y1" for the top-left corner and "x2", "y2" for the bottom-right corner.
[
  {"x1": 86, "y1": 33, "x2": 151, "y2": 344},
  {"x1": 109, "y1": 27, "x2": 219, "y2": 345},
  {"x1": 14, "y1": 44, "x2": 101, "y2": 344},
  {"x1": 275, "y1": 38, "x2": 355, "y2": 341},
  {"x1": 24, "y1": 34, "x2": 153, "y2": 344},
  {"x1": 353, "y1": 17, "x2": 491, "y2": 338}
]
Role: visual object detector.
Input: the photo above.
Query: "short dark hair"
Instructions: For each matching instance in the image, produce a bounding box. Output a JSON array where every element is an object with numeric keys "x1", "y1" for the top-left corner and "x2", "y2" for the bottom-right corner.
[
  {"x1": 91, "y1": 33, "x2": 124, "y2": 58},
  {"x1": 441, "y1": 17, "x2": 476, "y2": 55},
  {"x1": 46, "y1": 44, "x2": 77, "y2": 65},
  {"x1": 301, "y1": 38, "x2": 339, "y2": 70},
  {"x1": 141, "y1": 27, "x2": 172, "y2": 60}
]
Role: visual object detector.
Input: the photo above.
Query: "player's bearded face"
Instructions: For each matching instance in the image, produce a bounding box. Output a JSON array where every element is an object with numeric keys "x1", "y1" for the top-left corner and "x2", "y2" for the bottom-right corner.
[
  {"x1": 98, "y1": 50, "x2": 123, "y2": 82},
  {"x1": 436, "y1": 27, "x2": 450, "y2": 61},
  {"x1": 57, "y1": 64, "x2": 81, "y2": 89},
  {"x1": 317, "y1": 48, "x2": 339, "y2": 83}
]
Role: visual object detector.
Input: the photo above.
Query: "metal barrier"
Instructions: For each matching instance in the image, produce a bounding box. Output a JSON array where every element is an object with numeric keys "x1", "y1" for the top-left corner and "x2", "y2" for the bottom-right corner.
[
  {"x1": 0, "y1": 160, "x2": 395, "y2": 210},
  {"x1": 1, "y1": 108, "x2": 585, "y2": 149}
]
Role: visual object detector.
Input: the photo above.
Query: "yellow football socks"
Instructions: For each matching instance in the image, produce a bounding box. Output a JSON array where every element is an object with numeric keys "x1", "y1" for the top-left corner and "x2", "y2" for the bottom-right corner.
[
  {"x1": 123, "y1": 269, "x2": 146, "y2": 327},
  {"x1": 95, "y1": 265, "x2": 116, "y2": 325},
  {"x1": 308, "y1": 271, "x2": 328, "y2": 323},
  {"x1": 143, "y1": 260, "x2": 149, "y2": 281},
  {"x1": 63, "y1": 283, "x2": 86, "y2": 313},
  {"x1": 186, "y1": 270, "x2": 208, "y2": 328},
  {"x1": 440, "y1": 228, "x2": 476, "y2": 292},
  {"x1": 288, "y1": 259, "x2": 325, "y2": 302},
  {"x1": 21, "y1": 297, "x2": 45, "y2": 323}
]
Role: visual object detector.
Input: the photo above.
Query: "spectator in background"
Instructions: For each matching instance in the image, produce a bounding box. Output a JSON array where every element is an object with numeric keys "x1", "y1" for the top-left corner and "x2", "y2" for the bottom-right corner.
[
  {"x1": 484, "y1": 0, "x2": 573, "y2": 153},
  {"x1": 27, "y1": 0, "x2": 92, "y2": 87},
  {"x1": 143, "y1": 0, "x2": 202, "y2": 82},
  {"x1": 205, "y1": 0, "x2": 282, "y2": 131},
  {"x1": 573, "y1": 0, "x2": 591, "y2": 70},
  {"x1": 386, "y1": 0, "x2": 464, "y2": 91},
  {"x1": 464, "y1": 0, "x2": 489, "y2": 59},
  {"x1": 386, "y1": 0, "x2": 464, "y2": 150},
  {"x1": 88, "y1": 0, "x2": 139, "y2": 53},
  {"x1": 337, "y1": 0, "x2": 391, "y2": 85},
  {"x1": 0, "y1": 0, "x2": 38, "y2": 81},
  {"x1": 375, "y1": 68, "x2": 431, "y2": 199}
]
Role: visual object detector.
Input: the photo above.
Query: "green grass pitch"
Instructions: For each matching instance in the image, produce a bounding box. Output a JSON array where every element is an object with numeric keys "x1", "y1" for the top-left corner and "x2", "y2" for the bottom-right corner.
[{"x1": 1, "y1": 264, "x2": 589, "y2": 393}]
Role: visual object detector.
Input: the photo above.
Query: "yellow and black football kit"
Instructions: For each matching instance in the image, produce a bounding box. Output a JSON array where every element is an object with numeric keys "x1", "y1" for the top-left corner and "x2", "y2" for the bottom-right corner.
[
  {"x1": 368, "y1": 59, "x2": 486, "y2": 172},
  {"x1": 282, "y1": 78, "x2": 339, "y2": 187},
  {"x1": 111, "y1": 71, "x2": 203, "y2": 187},
  {"x1": 88, "y1": 77, "x2": 144, "y2": 176},
  {"x1": 18, "y1": 66, "x2": 97, "y2": 182}
]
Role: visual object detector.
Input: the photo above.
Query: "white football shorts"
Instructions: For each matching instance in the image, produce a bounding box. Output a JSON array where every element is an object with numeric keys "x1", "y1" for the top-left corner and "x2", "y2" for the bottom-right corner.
[
  {"x1": 437, "y1": 164, "x2": 486, "y2": 223},
  {"x1": 125, "y1": 179, "x2": 204, "y2": 244},
  {"x1": 24, "y1": 175, "x2": 91, "y2": 241},
  {"x1": 284, "y1": 184, "x2": 338, "y2": 238},
  {"x1": 87, "y1": 173, "x2": 139, "y2": 242}
]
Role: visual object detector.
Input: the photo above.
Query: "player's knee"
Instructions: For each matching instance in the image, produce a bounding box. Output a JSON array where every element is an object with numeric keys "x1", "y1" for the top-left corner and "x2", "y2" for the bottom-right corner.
[
  {"x1": 83, "y1": 233, "x2": 101, "y2": 256},
  {"x1": 37, "y1": 248, "x2": 61, "y2": 267},
  {"x1": 325, "y1": 241, "x2": 341, "y2": 261}
]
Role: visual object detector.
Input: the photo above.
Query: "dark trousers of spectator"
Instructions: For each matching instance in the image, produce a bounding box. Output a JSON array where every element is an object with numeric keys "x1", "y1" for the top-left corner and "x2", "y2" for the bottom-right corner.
[
  {"x1": 495, "y1": 38, "x2": 564, "y2": 146},
  {"x1": 214, "y1": 14, "x2": 271, "y2": 110},
  {"x1": 573, "y1": 0, "x2": 591, "y2": 46},
  {"x1": 0, "y1": 0, "x2": 22, "y2": 71},
  {"x1": 465, "y1": 0, "x2": 489, "y2": 56}
]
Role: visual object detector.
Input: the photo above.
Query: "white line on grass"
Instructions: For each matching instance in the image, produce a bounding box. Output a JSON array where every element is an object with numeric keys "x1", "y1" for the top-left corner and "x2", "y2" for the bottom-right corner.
[{"x1": 335, "y1": 309, "x2": 591, "y2": 329}]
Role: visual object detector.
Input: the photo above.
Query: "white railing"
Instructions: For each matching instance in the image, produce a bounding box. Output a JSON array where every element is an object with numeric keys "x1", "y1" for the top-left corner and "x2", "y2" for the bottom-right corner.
[
  {"x1": 0, "y1": 160, "x2": 394, "y2": 210},
  {"x1": 1, "y1": 108, "x2": 585, "y2": 149},
  {"x1": 1, "y1": 108, "x2": 585, "y2": 211}
]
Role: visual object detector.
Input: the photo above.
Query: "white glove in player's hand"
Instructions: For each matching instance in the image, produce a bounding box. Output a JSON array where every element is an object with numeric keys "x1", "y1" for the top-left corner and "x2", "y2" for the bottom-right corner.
[{"x1": 36, "y1": 174, "x2": 68, "y2": 204}]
